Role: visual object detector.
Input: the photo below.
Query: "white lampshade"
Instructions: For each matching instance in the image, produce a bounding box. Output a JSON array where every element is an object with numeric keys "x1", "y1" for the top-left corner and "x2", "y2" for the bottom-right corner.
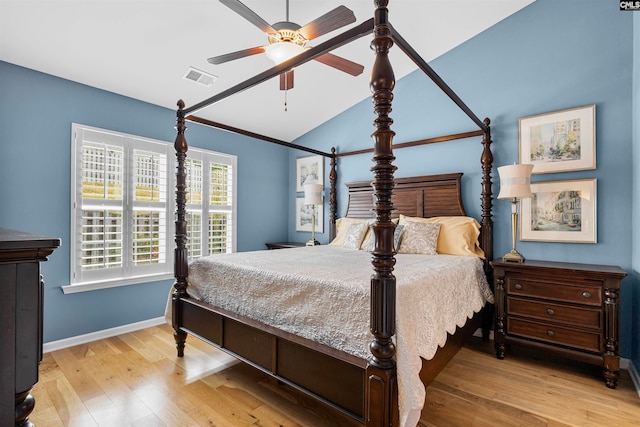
[
  {"x1": 497, "y1": 164, "x2": 533, "y2": 200},
  {"x1": 304, "y1": 183, "x2": 323, "y2": 205},
  {"x1": 265, "y1": 42, "x2": 305, "y2": 64}
]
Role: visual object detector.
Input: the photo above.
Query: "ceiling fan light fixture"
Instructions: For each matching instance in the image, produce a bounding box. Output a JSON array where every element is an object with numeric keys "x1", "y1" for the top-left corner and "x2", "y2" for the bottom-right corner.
[{"x1": 265, "y1": 41, "x2": 305, "y2": 64}]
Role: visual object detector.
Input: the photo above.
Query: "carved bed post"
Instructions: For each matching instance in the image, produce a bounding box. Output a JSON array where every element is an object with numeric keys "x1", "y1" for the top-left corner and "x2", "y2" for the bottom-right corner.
[
  {"x1": 330, "y1": 147, "x2": 338, "y2": 241},
  {"x1": 366, "y1": 1, "x2": 398, "y2": 425},
  {"x1": 480, "y1": 117, "x2": 494, "y2": 272},
  {"x1": 480, "y1": 117, "x2": 494, "y2": 340},
  {"x1": 172, "y1": 99, "x2": 189, "y2": 357}
]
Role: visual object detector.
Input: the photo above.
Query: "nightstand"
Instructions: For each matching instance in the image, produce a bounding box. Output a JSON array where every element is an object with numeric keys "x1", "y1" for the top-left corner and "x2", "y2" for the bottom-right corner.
[
  {"x1": 492, "y1": 259, "x2": 627, "y2": 388},
  {"x1": 265, "y1": 242, "x2": 306, "y2": 250}
]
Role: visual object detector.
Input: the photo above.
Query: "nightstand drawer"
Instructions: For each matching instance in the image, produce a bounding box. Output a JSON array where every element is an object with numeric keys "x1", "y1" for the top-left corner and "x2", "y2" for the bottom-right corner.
[
  {"x1": 507, "y1": 297, "x2": 601, "y2": 329},
  {"x1": 508, "y1": 317, "x2": 601, "y2": 353},
  {"x1": 506, "y1": 277, "x2": 602, "y2": 307}
]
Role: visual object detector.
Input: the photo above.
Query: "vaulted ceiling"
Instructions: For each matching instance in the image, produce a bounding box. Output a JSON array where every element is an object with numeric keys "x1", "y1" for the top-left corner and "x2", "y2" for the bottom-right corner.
[{"x1": 0, "y1": 0, "x2": 534, "y2": 141}]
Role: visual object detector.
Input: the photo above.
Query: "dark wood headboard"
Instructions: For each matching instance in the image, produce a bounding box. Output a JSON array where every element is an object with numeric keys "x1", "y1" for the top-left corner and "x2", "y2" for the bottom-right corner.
[{"x1": 344, "y1": 173, "x2": 467, "y2": 219}]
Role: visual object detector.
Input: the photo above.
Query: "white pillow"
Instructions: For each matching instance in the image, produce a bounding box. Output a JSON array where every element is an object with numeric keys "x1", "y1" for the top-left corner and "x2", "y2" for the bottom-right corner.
[
  {"x1": 329, "y1": 217, "x2": 371, "y2": 247},
  {"x1": 398, "y1": 222, "x2": 440, "y2": 255},
  {"x1": 342, "y1": 223, "x2": 369, "y2": 250}
]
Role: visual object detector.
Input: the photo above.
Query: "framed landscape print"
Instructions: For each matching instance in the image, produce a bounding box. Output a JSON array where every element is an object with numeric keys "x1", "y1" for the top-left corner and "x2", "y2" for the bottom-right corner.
[
  {"x1": 519, "y1": 105, "x2": 595, "y2": 174},
  {"x1": 520, "y1": 179, "x2": 596, "y2": 243},
  {"x1": 295, "y1": 197, "x2": 324, "y2": 233},
  {"x1": 296, "y1": 155, "x2": 323, "y2": 192}
]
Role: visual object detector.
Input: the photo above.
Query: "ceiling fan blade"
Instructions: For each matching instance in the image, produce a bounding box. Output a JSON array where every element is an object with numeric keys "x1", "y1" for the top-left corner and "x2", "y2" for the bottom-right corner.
[
  {"x1": 207, "y1": 46, "x2": 266, "y2": 64},
  {"x1": 280, "y1": 70, "x2": 294, "y2": 91},
  {"x1": 298, "y1": 5, "x2": 356, "y2": 40},
  {"x1": 314, "y1": 53, "x2": 364, "y2": 77},
  {"x1": 219, "y1": 0, "x2": 277, "y2": 34}
]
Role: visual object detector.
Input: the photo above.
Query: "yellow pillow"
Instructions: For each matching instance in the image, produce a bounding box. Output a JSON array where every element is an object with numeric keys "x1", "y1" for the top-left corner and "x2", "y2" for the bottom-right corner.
[
  {"x1": 329, "y1": 218, "x2": 372, "y2": 247},
  {"x1": 398, "y1": 214, "x2": 484, "y2": 258}
]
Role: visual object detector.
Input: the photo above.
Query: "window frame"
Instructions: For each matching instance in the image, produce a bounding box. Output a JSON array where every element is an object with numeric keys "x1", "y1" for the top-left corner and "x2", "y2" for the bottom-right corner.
[
  {"x1": 67, "y1": 124, "x2": 175, "y2": 293},
  {"x1": 66, "y1": 124, "x2": 238, "y2": 294}
]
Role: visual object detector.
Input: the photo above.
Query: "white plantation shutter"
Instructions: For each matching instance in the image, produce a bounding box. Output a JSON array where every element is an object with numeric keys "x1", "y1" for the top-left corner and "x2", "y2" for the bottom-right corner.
[
  {"x1": 71, "y1": 124, "x2": 173, "y2": 286},
  {"x1": 131, "y1": 148, "x2": 168, "y2": 267},
  {"x1": 185, "y1": 158, "x2": 204, "y2": 260},
  {"x1": 208, "y1": 162, "x2": 234, "y2": 254},
  {"x1": 185, "y1": 149, "x2": 236, "y2": 260}
]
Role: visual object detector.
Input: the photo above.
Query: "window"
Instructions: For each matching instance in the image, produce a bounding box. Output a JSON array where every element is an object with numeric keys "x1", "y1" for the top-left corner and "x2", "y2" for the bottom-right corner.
[
  {"x1": 69, "y1": 124, "x2": 236, "y2": 292},
  {"x1": 184, "y1": 147, "x2": 237, "y2": 260},
  {"x1": 70, "y1": 124, "x2": 173, "y2": 289}
]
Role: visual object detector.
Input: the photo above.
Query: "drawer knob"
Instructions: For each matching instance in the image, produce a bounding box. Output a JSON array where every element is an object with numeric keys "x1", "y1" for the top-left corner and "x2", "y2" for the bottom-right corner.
[
  {"x1": 582, "y1": 291, "x2": 591, "y2": 298},
  {"x1": 547, "y1": 330, "x2": 555, "y2": 337},
  {"x1": 514, "y1": 283, "x2": 523, "y2": 290},
  {"x1": 546, "y1": 308, "x2": 555, "y2": 316}
]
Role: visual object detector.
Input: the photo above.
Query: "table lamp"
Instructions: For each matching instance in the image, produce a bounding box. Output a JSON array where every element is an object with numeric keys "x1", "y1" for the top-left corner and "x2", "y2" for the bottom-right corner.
[
  {"x1": 497, "y1": 163, "x2": 533, "y2": 263},
  {"x1": 303, "y1": 183, "x2": 323, "y2": 246}
]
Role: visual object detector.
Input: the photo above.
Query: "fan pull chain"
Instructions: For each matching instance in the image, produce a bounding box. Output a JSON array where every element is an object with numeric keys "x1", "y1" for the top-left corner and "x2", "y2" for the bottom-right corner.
[
  {"x1": 284, "y1": 71, "x2": 289, "y2": 111},
  {"x1": 284, "y1": 88, "x2": 288, "y2": 111}
]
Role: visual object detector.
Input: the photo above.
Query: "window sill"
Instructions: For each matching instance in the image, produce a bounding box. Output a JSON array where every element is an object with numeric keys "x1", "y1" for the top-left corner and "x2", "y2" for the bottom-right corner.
[{"x1": 61, "y1": 273, "x2": 174, "y2": 294}]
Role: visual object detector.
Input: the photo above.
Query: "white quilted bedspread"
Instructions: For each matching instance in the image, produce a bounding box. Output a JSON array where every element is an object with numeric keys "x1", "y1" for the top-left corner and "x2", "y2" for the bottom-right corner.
[{"x1": 185, "y1": 245, "x2": 493, "y2": 427}]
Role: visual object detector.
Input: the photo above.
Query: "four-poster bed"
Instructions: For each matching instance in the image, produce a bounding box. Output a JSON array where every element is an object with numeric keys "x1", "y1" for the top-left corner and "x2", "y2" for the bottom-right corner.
[{"x1": 171, "y1": 1, "x2": 495, "y2": 426}]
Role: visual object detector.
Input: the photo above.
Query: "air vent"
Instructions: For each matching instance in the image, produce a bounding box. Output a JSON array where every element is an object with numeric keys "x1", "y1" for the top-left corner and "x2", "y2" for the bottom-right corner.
[{"x1": 182, "y1": 67, "x2": 218, "y2": 87}]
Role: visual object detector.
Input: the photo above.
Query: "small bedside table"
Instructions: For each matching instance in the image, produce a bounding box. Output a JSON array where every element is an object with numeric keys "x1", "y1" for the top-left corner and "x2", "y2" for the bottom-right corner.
[
  {"x1": 265, "y1": 242, "x2": 306, "y2": 250},
  {"x1": 491, "y1": 258, "x2": 627, "y2": 388}
]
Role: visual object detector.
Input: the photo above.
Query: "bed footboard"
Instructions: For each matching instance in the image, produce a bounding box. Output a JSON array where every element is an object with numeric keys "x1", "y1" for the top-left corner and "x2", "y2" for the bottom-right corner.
[{"x1": 178, "y1": 296, "x2": 367, "y2": 421}]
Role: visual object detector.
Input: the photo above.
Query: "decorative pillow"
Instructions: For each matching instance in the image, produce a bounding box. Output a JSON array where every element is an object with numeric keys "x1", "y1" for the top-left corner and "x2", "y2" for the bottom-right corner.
[
  {"x1": 398, "y1": 214, "x2": 485, "y2": 258},
  {"x1": 398, "y1": 222, "x2": 440, "y2": 255},
  {"x1": 360, "y1": 224, "x2": 405, "y2": 252},
  {"x1": 329, "y1": 218, "x2": 371, "y2": 247},
  {"x1": 342, "y1": 223, "x2": 369, "y2": 250}
]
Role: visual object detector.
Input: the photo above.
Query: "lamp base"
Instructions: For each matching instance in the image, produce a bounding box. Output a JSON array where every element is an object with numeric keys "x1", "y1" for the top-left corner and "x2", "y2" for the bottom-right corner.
[
  {"x1": 502, "y1": 249, "x2": 525, "y2": 263},
  {"x1": 306, "y1": 239, "x2": 320, "y2": 246}
]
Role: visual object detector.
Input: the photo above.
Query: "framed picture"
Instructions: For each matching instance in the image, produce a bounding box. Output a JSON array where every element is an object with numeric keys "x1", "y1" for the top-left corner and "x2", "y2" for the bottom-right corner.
[
  {"x1": 520, "y1": 179, "x2": 596, "y2": 243},
  {"x1": 296, "y1": 155, "x2": 324, "y2": 192},
  {"x1": 295, "y1": 197, "x2": 324, "y2": 233},
  {"x1": 519, "y1": 105, "x2": 595, "y2": 174}
]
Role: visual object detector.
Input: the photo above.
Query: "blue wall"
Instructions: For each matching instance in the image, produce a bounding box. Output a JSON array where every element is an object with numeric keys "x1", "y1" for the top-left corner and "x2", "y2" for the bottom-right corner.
[
  {"x1": 0, "y1": 61, "x2": 290, "y2": 342},
  {"x1": 291, "y1": 0, "x2": 637, "y2": 359}
]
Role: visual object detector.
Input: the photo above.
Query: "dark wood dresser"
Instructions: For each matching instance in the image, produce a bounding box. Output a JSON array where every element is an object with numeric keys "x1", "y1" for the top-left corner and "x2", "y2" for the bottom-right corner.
[
  {"x1": 492, "y1": 259, "x2": 627, "y2": 388},
  {"x1": 0, "y1": 228, "x2": 60, "y2": 427}
]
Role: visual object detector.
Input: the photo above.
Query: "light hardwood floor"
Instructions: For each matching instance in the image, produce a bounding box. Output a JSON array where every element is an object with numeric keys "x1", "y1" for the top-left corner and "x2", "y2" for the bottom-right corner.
[{"x1": 29, "y1": 324, "x2": 640, "y2": 427}]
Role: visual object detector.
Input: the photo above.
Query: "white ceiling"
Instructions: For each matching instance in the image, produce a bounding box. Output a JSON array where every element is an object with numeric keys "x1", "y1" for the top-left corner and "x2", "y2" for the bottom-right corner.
[{"x1": 0, "y1": 0, "x2": 534, "y2": 141}]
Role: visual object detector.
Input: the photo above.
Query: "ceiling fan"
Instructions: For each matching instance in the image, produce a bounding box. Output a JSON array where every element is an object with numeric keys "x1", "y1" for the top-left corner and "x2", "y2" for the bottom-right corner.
[{"x1": 208, "y1": 0, "x2": 364, "y2": 91}]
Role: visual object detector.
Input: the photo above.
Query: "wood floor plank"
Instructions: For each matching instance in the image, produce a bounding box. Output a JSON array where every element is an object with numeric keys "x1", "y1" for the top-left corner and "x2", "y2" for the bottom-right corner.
[
  {"x1": 50, "y1": 347, "x2": 106, "y2": 403},
  {"x1": 29, "y1": 324, "x2": 640, "y2": 427},
  {"x1": 42, "y1": 377, "x2": 98, "y2": 427},
  {"x1": 76, "y1": 350, "x2": 154, "y2": 425}
]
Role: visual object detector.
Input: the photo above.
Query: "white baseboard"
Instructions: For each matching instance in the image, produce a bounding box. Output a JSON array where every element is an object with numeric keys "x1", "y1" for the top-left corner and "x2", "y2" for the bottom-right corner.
[
  {"x1": 43, "y1": 316, "x2": 167, "y2": 353},
  {"x1": 628, "y1": 360, "x2": 640, "y2": 398}
]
